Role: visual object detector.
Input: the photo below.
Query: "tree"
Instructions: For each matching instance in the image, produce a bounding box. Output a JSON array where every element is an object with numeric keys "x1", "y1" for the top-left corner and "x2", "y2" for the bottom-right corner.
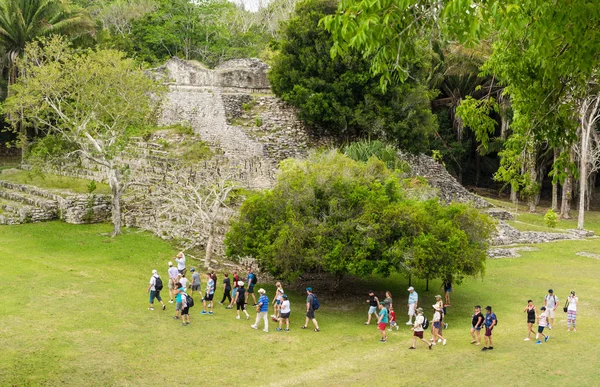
[
  {"x1": 4, "y1": 36, "x2": 163, "y2": 236},
  {"x1": 0, "y1": 0, "x2": 94, "y2": 84},
  {"x1": 268, "y1": 0, "x2": 437, "y2": 152},
  {"x1": 225, "y1": 149, "x2": 493, "y2": 284}
]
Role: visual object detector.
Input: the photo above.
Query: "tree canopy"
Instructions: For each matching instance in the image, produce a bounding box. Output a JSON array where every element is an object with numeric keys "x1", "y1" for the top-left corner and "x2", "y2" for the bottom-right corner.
[{"x1": 225, "y1": 149, "x2": 494, "y2": 283}]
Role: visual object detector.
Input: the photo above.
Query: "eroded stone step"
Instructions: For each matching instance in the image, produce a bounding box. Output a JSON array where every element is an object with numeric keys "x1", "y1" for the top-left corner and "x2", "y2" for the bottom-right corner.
[
  {"x1": 0, "y1": 184, "x2": 60, "y2": 213},
  {"x1": 0, "y1": 197, "x2": 57, "y2": 224}
]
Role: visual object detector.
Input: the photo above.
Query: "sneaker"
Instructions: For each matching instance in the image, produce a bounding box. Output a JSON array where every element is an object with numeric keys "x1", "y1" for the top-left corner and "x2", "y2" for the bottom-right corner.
[
  {"x1": 567, "y1": 328, "x2": 571, "y2": 332},
  {"x1": 364, "y1": 322, "x2": 370, "y2": 325},
  {"x1": 208, "y1": 311, "x2": 213, "y2": 315},
  {"x1": 443, "y1": 339, "x2": 447, "y2": 346},
  {"x1": 408, "y1": 346, "x2": 416, "y2": 349},
  {"x1": 406, "y1": 321, "x2": 413, "y2": 325},
  {"x1": 431, "y1": 342, "x2": 436, "y2": 346},
  {"x1": 444, "y1": 323, "x2": 448, "y2": 329},
  {"x1": 388, "y1": 328, "x2": 392, "y2": 332},
  {"x1": 437, "y1": 339, "x2": 442, "y2": 343},
  {"x1": 535, "y1": 340, "x2": 542, "y2": 345},
  {"x1": 548, "y1": 325, "x2": 553, "y2": 330},
  {"x1": 284, "y1": 328, "x2": 290, "y2": 332},
  {"x1": 173, "y1": 316, "x2": 179, "y2": 319},
  {"x1": 276, "y1": 327, "x2": 282, "y2": 331},
  {"x1": 169, "y1": 300, "x2": 174, "y2": 304},
  {"x1": 162, "y1": 305, "x2": 166, "y2": 311},
  {"x1": 251, "y1": 325, "x2": 258, "y2": 329},
  {"x1": 236, "y1": 316, "x2": 241, "y2": 320},
  {"x1": 226, "y1": 305, "x2": 232, "y2": 309},
  {"x1": 481, "y1": 347, "x2": 488, "y2": 351},
  {"x1": 148, "y1": 307, "x2": 154, "y2": 311},
  {"x1": 428, "y1": 344, "x2": 433, "y2": 350},
  {"x1": 218, "y1": 302, "x2": 223, "y2": 305},
  {"x1": 395, "y1": 326, "x2": 399, "y2": 331},
  {"x1": 573, "y1": 328, "x2": 577, "y2": 332},
  {"x1": 301, "y1": 325, "x2": 307, "y2": 329},
  {"x1": 181, "y1": 322, "x2": 187, "y2": 326},
  {"x1": 314, "y1": 328, "x2": 320, "y2": 332},
  {"x1": 545, "y1": 336, "x2": 550, "y2": 342},
  {"x1": 524, "y1": 338, "x2": 531, "y2": 341},
  {"x1": 263, "y1": 329, "x2": 269, "y2": 333},
  {"x1": 200, "y1": 310, "x2": 208, "y2": 315},
  {"x1": 252, "y1": 304, "x2": 258, "y2": 307},
  {"x1": 246, "y1": 314, "x2": 250, "y2": 320},
  {"x1": 380, "y1": 339, "x2": 386, "y2": 343},
  {"x1": 488, "y1": 347, "x2": 494, "y2": 350}
]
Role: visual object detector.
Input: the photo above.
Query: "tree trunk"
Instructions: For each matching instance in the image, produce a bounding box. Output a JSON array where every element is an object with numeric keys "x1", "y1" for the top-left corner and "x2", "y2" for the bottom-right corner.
[
  {"x1": 551, "y1": 148, "x2": 559, "y2": 210},
  {"x1": 108, "y1": 168, "x2": 122, "y2": 236},
  {"x1": 560, "y1": 150, "x2": 574, "y2": 219},
  {"x1": 510, "y1": 186, "x2": 518, "y2": 204},
  {"x1": 528, "y1": 148, "x2": 537, "y2": 213},
  {"x1": 204, "y1": 222, "x2": 215, "y2": 268},
  {"x1": 587, "y1": 173, "x2": 596, "y2": 211}
]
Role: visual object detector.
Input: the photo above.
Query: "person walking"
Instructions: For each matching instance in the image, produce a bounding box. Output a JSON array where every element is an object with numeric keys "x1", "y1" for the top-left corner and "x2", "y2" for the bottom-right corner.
[
  {"x1": 382, "y1": 291, "x2": 393, "y2": 310},
  {"x1": 377, "y1": 303, "x2": 389, "y2": 343},
  {"x1": 406, "y1": 286, "x2": 418, "y2": 325},
  {"x1": 201, "y1": 273, "x2": 215, "y2": 315},
  {"x1": 272, "y1": 286, "x2": 284, "y2": 321},
  {"x1": 388, "y1": 307, "x2": 399, "y2": 331},
  {"x1": 228, "y1": 271, "x2": 240, "y2": 309},
  {"x1": 543, "y1": 289, "x2": 558, "y2": 330},
  {"x1": 524, "y1": 300, "x2": 537, "y2": 341},
  {"x1": 234, "y1": 281, "x2": 250, "y2": 320},
  {"x1": 190, "y1": 268, "x2": 201, "y2": 297},
  {"x1": 430, "y1": 304, "x2": 446, "y2": 346},
  {"x1": 535, "y1": 307, "x2": 550, "y2": 344},
  {"x1": 409, "y1": 308, "x2": 432, "y2": 350},
  {"x1": 482, "y1": 306, "x2": 497, "y2": 351},
  {"x1": 179, "y1": 273, "x2": 190, "y2": 291},
  {"x1": 442, "y1": 278, "x2": 452, "y2": 306},
  {"x1": 180, "y1": 289, "x2": 191, "y2": 326},
  {"x1": 251, "y1": 288, "x2": 269, "y2": 332},
  {"x1": 147, "y1": 269, "x2": 166, "y2": 311},
  {"x1": 173, "y1": 281, "x2": 184, "y2": 320},
  {"x1": 220, "y1": 273, "x2": 232, "y2": 306},
  {"x1": 276, "y1": 294, "x2": 291, "y2": 332},
  {"x1": 365, "y1": 290, "x2": 379, "y2": 325},
  {"x1": 470, "y1": 305, "x2": 484, "y2": 345},
  {"x1": 175, "y1": 252, "x2": 186, "y2": 275},
  {"x1": 246, "y1": 267, "x2": 258, "y2": 306},
  {"x1": 302, "y1": 287, "x2": 320, "y2": 332},
  {"x1": 168, "y1": 261, "x2": 179, "y2": 303},
  {"x1": 567, "y1": 291, "x2": 578, "y2": 332}
]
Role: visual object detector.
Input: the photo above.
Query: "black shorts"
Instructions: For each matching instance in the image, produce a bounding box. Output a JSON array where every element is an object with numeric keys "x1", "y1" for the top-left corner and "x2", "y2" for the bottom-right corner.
[
  {"x1": 247, "y1": 286, "x2": 255, "y2": 294},
  {"x1": 237, "y1": 302, "x2": 246, "y2": 310},
  {"x1": 280, "y1": 312, "x2": 290, "y2": 319},
  {"x1": 205, "y1": 294, "x2": 214, "y2": 301},
  {"x1": 528, "y1": 319, "x2": 535, "y2": 324},
  {"x1": 306, "y1": 309, "x2": 315, "y2": 319},
  {"x1": 192, "y1": 285, "x2": 200, "y2": 291},
  {"x1": 181, "y1": 307, "x2": 189, "y2": 316},
  {"x1": 178, "y1": 268, "x2": 186, "y2": 275}
]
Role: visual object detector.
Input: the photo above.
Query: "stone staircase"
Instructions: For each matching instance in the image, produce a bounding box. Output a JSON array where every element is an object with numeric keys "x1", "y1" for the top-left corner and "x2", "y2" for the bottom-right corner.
[{"x1": 0, "y1": 181, "x2": 61, "y2": 224}]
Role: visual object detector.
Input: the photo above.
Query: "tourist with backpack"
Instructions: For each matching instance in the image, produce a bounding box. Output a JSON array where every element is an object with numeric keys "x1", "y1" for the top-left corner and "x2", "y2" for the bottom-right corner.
[
  {"x1": 246, "y1": 267, "x2": 258, "y2": 306},
  {"x1": 276, "y1": 294, "x2": 291, "y2": 331},
  {"x1": 365, "y1": 290, "x2": 379, "y2": 325},
  {"x1": 409, "y1": 307, "x2": 432, "y2": 350},
  {"x1": 251, "y1": 288, "x2": 269, "y2": 332},
  {"x1": 233, "y1": 281, "x2": 250, "y2": 320},
  {"x1": 482, "y1": 306, "x2": 497, "y2": 351},
  {"x1": 302, "y1": 287, "x2": 320, "y2": 332},
  {"x1": 470, "y1": 305, "x2": 484, "y2": 345},
  {"x1": 180, "y1": 290, "x2": 193, "y2": 326},
  {"x1": 147, "y1": 270, "x2": 166, "y2": 311},
  {"x1": 174, "y1": 282, "x2": 185, "y2": 320},
  {"x1": 430, "y1": 304, "x2": 446, "y2": 346},
  {"x1": 543, "y1": 289, "x2": 558, "y2": 330},
  {"x1": 201, "y1": 273, "x2": 215, "y2": 315}
]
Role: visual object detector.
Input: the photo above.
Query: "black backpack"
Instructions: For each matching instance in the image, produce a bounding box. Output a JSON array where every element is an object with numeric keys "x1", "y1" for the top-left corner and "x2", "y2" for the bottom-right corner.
[
  {"x1": 422, "y1": 316, "x2": 429, "y2": 330},
  {"x1": 312, "y1": 294, "x2": 320, "y2": 310},
  {"x1": 154, "y1": 276, "x2": 163, "y2": 291},
  {"x1": 251, "y1": 273, "x2": 258, "y2": 285},
  {"x1": 185, "y1": 293, "x2": 194, "y2": 308}
]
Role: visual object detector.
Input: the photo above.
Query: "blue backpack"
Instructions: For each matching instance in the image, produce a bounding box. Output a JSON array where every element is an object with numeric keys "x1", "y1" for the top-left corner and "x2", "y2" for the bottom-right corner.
[{"x1": 312, "y1": 294, "x2": 320, "y2": 310}]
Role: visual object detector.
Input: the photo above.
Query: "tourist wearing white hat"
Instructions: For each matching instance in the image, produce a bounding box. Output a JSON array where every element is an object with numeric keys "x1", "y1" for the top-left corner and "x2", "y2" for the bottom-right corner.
[
  {"x1": 251, "y1": 288, "x2": 269, "y2": 332},
  {"x1": 147, "y1": 269, "x2": 166, "y2": 311},
  {"x1": 167, "y1": 261, "x2": 179, "y2": 303},
  {"x1": 430, "y1": 304, "x2": 446, "y2": 345},
  {"x1": 410, "y1": 307, "x2": 432, "y2": 350},
  {"x1": 406, "y1": 286, "x2": 418, "y2": 325},
  {"x1": 233, "y1": 281, "x2": 250, "y2": 320}
]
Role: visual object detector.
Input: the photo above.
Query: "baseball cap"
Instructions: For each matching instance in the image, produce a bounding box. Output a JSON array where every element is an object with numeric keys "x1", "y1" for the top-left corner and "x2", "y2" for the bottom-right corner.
[
  {"x1": 407, "y1": 286, "x2": 414, "y2": 291},
  {"x1": 548, "y1": 289, "x2": 553, "y2": 293},
  {"x1": 368, "y1": 290, "x2": 374, "y2": 294},
  {"x1": 190, "y1": 268, "x2": 195, "y2": 272},
  {"x1": 168, "y1": 261, "x2": 173, "y2": 267},
  {"x1": 152, "y1": 269, "x2": 157, "y2": 274},
  {"x1": 306, "y1": 287, "x2": 312, "y2": 292},
  {"x1": 485, "y1": 306, "x2": 492, "y2": 311},
  {"x1": 475, "y1": 305, "x2": 481, "y2": 309},
  {"x1": 540, "y1": 306, "x2": 547, "y2": 311}
]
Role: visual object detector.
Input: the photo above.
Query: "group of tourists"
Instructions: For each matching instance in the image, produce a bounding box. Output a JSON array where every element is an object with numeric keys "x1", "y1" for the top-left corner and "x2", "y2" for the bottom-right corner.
[
  {"x1": 147, "y1": 254, "x2": 580, "y2": 349},
  {"x1": 147, "y1": 255, "x2": 320, "y2": 332}
]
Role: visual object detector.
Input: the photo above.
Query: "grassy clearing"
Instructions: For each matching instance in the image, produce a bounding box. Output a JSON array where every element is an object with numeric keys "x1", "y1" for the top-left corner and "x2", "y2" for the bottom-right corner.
[
  {"x1": 0, "y1": 169, "x2": 111, "y2": 195},
  {"x1": 0, "y1": 221, "x2": 599, "y2": 385}
]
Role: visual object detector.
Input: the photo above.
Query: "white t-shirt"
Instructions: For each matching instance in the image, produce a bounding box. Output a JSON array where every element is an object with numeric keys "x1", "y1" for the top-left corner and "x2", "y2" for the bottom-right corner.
[
  {"x1": 280, "y1": 300, "x2": 291, "y2": 314},
  {"x1": 168, "y1": 267, "x2": 179, "y2": 280},
  {"x1": 180, "y1": 277, "x2": 190, "y2": 289},
  {"x1": 149, "y1": 275, "x2": 157, "y2": 291},
  {"x1": 414, "y1": 315, "x2": 424, "y2": 332},
  {"x1": 545, "y1": 294, "x2": 558, "y2": 309},
  {"x1": 539, "y1": 312, "x2": 548, "y2": 327},
  {"x1": 567, "y1": 296, "x2": 578, "y2": 311},
  {"x1": 176, "y1": 256, "x2": 186, "y2": 271},
  {"x1": 433, "y1": 311, "x2": 441, "y2": 322}
]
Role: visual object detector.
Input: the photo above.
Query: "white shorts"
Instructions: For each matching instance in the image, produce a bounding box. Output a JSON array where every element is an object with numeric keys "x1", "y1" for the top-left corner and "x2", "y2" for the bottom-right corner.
[
  {"x1": 408, "y1": 304, "x2": 416, "y2": 316},
  {"x1": 547, "y1": 309, "x2": 555, "y2": 318},
  {"x1": 368, "y1": 306, "x2": 377, "y2": 314}
]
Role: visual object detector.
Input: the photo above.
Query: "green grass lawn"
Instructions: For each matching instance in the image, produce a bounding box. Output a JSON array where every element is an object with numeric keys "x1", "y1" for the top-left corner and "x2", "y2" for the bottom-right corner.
[
  {"x1": 1, "y1": 221, "x2": 599, "y2": 386},
  {"x1": 0, "y1": 169, "x2": 111, "y2": 195}
]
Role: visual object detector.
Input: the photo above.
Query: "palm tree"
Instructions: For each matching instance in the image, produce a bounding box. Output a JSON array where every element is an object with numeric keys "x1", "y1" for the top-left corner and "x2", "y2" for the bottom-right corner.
[{"x1": 0, "y1": 0, "x2": 94, "y2": 85}]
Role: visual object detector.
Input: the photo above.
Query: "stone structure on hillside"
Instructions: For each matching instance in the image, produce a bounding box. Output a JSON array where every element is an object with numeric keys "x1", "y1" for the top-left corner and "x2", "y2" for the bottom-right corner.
[{"x1": 0, "y1": 179, "x2": 111, "y2": 225}]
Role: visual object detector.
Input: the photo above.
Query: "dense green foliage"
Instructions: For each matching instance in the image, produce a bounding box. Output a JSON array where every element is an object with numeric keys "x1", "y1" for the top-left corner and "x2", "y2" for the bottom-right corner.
[
  {"x1": 269, "y1": 0, "x2": 437, "y2": 153},
  {"x1": 226, "y1": 149, "x2": 493, "y2": 282}
]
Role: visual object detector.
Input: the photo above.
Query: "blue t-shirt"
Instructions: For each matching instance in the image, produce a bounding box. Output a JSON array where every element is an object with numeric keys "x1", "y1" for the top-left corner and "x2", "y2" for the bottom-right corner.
[
  {"x1": 379, "y1": 307, "x2": 389, "y2": 324},
  {"x1": 485, "y1": 312, "x2": 497, "y2": 327},
  {"x1": 248, "y1": 273, "x2": 256, "y2": 288},
  {"x1": 258, "y1": 294, "x2": 269, "y2": 312}
]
